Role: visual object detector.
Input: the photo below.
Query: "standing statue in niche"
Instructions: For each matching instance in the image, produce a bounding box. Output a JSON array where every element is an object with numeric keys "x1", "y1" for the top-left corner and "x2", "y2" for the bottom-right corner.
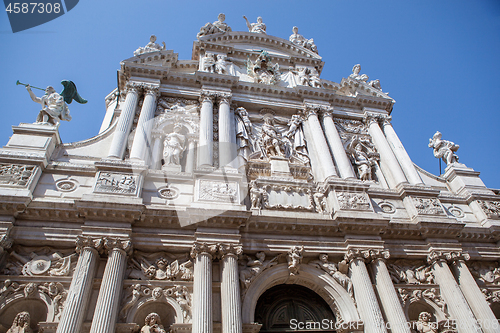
[
  {"x1": 250, "y1": 180, "x2": 266, "y2": 209},
  {"x1": 260, "y1": 116, "x2": 285, "y2": 158},
  {"x1": 141, "y1": 312, "x2": 166, "y2": 333},
  {"x1": 215, "y1": 54, "x2": 228, "y2": 74},
  {"x1": 346, "y1": 136, "x2": 376, "y2": 181},
  {"x1": 163, "y1": 124, "x2": 186, "y2": 166},
  {"x1": 197, "y1": 13, "x2": 232, "y2": 39},
  {"x1": 6, "y1": 311, "x2": 32, "y2": 333},
  {"x1": 201, "y1": 53, "x2": 216, "y2": 73},
  {"x1": 235, "y1": 107, "x2": 254, "y2": 162},
  {"x1": 415, "y1": 312, "x2": 438, "y2": 333},
  {"x1": 428, "y1": 131, "x2": 460, "y2": 165},
  {"x1": 289, "y1": 26, "x2": 318, "y2": 53},
  {"x1": 243, "y1": 16, "x2": 266, "y2": 34}
]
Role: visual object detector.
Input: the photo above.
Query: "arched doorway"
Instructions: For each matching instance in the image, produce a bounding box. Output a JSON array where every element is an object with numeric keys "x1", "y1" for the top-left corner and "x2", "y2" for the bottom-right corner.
[{"x1": 255, "y1": 284, "x2": 336, "y2": 332}]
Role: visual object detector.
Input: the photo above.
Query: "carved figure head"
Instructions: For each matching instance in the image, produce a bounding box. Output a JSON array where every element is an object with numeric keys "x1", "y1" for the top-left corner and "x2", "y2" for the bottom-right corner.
[
  {"x1": 150, "y1": 35, "x2": 157, "y2": 43},
  {"x1": 11, "y1": 311, "x2": 30, "y2": 327},
  {"x1": 236, "y1": 107, "x2": 248, "y2": 117},
  {"x1": 319, "y1": 253, "x2": 329, "y2": 263},
  {"x1": 292, "y1": 26, "x2": 299, "y2": 34},
  {"x1": 257, "y1": 16, "x2": 263, "y2": 23},
  {"x1": 352, "y1": 64, "x2": 361, "y2": 74},
  {"x1": 145, "y1": 312, "x2": 162, "y2": 326},
  {"x1": 218, "y1": 13, "x2": 225, "y2": 22},
  {"x1": 256, "y1": 251, "x2": 266, "y2": 261},
  {"x1": 418, "y1": 311, "x2": 432, "y2": 322},
  {"x1": 44, "y1": 86, "x2": 56, "y2": 95},
  {"x1": 156, "y1": 257, "x2": 168, "y2": 269}
]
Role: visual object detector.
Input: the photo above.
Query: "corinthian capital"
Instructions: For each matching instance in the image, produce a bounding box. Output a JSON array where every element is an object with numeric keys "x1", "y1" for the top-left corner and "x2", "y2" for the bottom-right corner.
[
  {"x1": 380, "y1": 115, "x2": 392, "y2": 126},
  {"x1": 303, "y1": 103, "x2": 332, "y2": 118},
  {"x1": 190, "y1": 242, "x2": 219, "y2": 259},
  {"x1": 124, "y1": 82, "x2": 143, "y2": 94},
  {"x1": 427, "y1": 250, "x2": 467, "y2": 265},
  {"x1": 344, "y1": 248, "x2": 371, "y2": 264},
  {"x1": 199, "y1": 90, "x2": 218, "y2": 103},
  {"x1": 363, "y1": 112, "x2": 381, "y2": 126},
  {"x1": 76, "y1": 235, "x2": 104, "y2": 254},
  {"x1": 368, "y1": 249, "x2": 390, "y2": 262},
  {"x1": 143, "y1": 85, "x2": 160, "y2": 98},
  {"x1": 104, "y1": 237, "x2": 133, "y2": 256},
  {"x1": 219, "y1": 243, "x2": 243, "y2": 259}
]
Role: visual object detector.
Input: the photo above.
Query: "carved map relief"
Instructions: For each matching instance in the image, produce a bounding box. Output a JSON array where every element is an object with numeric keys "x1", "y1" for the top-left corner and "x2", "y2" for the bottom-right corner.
[
  {"x1": 0, "y1": 163, "x2": 36, "y2": 187},
  {"x1": 335, "y1": 191, "x2": 371, "y2": 211},
  {"x1": 198, "y1": 180, "x2": 238, "y2": 203},
  {"x1": 477, "y1": 200, "x2": 500, "y2": 219},
  {"x1": 93, "y1": 172, "x2": 140, "y2": 196},
  {"x1": 411, "y1": 197, "x2": 445, "y2": 215}
]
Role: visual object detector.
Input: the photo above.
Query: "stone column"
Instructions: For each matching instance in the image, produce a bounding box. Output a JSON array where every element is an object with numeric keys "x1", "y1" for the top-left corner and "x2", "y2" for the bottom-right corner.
[
  {"x1": 198, "y1": 92, "x2": 215, "y2": 168},
  {"x1": 108, "y1": 83, "x2": 141, "y2": 159},
  {"x1": 185, "y1": 138, "x2": 197, "y2": 174},
  {"x1": 150, "y1": 132, "x2": 164, "y2": 170},
  {"x1": 130, "y1": 85, "x2": 160, "y2": 162},
  {"x1": 303, "y1": 105, "x2": 338, "y2": 181},
  {"x1": 220, "y1": 244, "x2": 243, "y2": 333},
  {"x1": 449, "y1": 252, "x2": 500, "y2": 333},
  {"x1": 381, "y1": 116, "x2": 423, "y2": 185},
  {"x1": 369, "y1": 250, "x2": 411, "y2": 333},
  {"x1": 90, "y1": 238, "x2": 132, "y2": 333},
  {"x1": 56, "y1": 236, "x2": 103, "y2": 333},
  {"x1": 191, "y1": 242, "x2": 218, "y2": 333},
  {"x1": 346, "y1": 249, "x2": 388, "y2": 333},
  {"x1": 364, "y1": 114, "x2": 407, "y2": 187},
  {"x1": 321, "y1": 112, "x2": 356, "y2": 179},
  {"x1": 427, "y1": 251, "x2": 482, "y2": 333},
  {"x1": 218, "y1": 94, "x2": 236, "y2": 168},
  {"x1": 345, "y1": 249, "x2": 388, "y2": 333}
]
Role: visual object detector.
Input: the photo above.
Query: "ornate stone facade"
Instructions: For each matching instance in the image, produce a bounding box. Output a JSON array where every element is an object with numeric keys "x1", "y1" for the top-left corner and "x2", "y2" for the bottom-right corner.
[{"x1": 0, "y1": 13, "x2": 499, "y2": 333}]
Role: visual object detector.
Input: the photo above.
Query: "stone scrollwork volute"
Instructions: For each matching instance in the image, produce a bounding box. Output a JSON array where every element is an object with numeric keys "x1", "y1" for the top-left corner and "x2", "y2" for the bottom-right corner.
[
  {"x1": 104, "y1": 237, "x2": 133, "y2": 256},
  {"x1": 219, "y1": 244, "x2": 243, "y2": 259}
]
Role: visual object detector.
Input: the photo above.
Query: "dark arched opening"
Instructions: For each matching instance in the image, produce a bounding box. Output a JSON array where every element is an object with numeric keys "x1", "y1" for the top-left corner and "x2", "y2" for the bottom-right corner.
[{"x1": 255, "y1": 284, "x2": 336, "y2": 332}]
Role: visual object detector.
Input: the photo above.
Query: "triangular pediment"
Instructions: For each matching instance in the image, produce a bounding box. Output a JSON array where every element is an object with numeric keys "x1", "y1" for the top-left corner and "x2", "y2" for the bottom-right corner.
[
  {"x1": 337, "y1": 77, "x2": 394, "y2": 101},
  {"x1": 122, "y1": 49, "x2": 179, "y2": 68}
]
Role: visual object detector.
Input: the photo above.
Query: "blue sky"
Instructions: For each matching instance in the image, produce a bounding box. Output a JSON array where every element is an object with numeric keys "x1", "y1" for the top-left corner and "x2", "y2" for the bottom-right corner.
[{"x1": 1, "y1": 0, "x2": 499, "y2": 189}]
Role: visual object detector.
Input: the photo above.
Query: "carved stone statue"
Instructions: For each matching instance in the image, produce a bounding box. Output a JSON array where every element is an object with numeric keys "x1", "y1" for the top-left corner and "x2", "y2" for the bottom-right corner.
[
  {"x1": 201, "y1": 53, "x2": 216, "y2": 73},
  {"x1": 309, "y1": 254, "x2": 353, "y2": 295},
  {"x1": 239, "y1": 252, "x2": 278, "y2": 289},
  {"x1": 308, "y1": 67, "x2": 321, "y2": 88},
  {"x1": 6, "y1": 311, "x2": 32, "y2": 333},
  {"x1": 313, "y1": 189, "x2": 327, "y2": 213},
  {"x1": 163, "y1": 124, "x2": 186, "y2": 166},
  {"x1": 243, "y1": 16, "x2": 266, "y2": 34},
  {"x1": 197, "y1": 13, "x2": 232, "y2": 39},
  {"x1": 120, "y1": 283, "x2": 141, "y2": 319},
  {"x1": 289, "y1": 26, "x2": 318, "y2": 53},
  {"x1": 27, "y1": 85, "x2": 72, "y2": 125},
  {"x1": 141, "y1": 312, "x2": 166, "y2": 333},
  {"x1": 349, "y1": 64, "x2": 369, "y2": 82},
  {"x1": 415, "y1": 312, "x2": 438, "y2": 333},
  {"x1": 235, "y1": 107, "x2": 254, "y2": 162},
  {"x1": 215, "y1": 54, "x2": 228, "y2": 74},
  {"x1": 260, "y1": 116, "x2": 285, "y2": 158},
  {"x1": 368, "y1": 79, "x2": 382, "y2": 90},
  {"x1": 246, "y1": 51, "x2": 280, "y2": 85},
  {"x1": 134, "y1": 35, "x2": 166, "y2": 56},
  {"x1": 287, "y1": 246, "x2": 304, "y2": 275},
  {"x1": 428, "y1": 131, "x2": 460, "y2": 165},
  {"x1": 250, "y1": 180, "x2": 266, "y2": 209},
  {"x1": 346, "y1": 136, "x2": 376, "y2": 181}
]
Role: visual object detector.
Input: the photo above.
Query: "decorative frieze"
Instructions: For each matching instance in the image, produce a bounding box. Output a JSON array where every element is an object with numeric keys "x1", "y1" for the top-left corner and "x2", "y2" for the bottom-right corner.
[
  {"x1": 239, "y1": 252, "x2": 279, "y2": 290},
  {"x1": 388, "y1": 260, "x2": 434, "y2": 285},
  {"x1": 308, "y1": 254, "x2": 352, "y2": 295},
  {"x1": 0, "y1": 163, "x2": 36, "y2": 187},
  {"x1": 477, "y1": 200, "x2": 500, "y2": 219},
  {"x1": 198, "y1": 179, "x2": 238, "y2": 203},
  {"x1": 397, "y1": 287, "x2": 447, "y2": 314},
  {"x1": 336, "y1": 191, "x2": 371, "y2": 211},
  {"x1": 412, "y1": 197, "x2": 445, "y2": 215},
  {"x1": 93, "y1": 172, "x2": 141, "y2": 196},
  {"x1": 127, "y1": 251, "x2": 193, "y2": 281}
]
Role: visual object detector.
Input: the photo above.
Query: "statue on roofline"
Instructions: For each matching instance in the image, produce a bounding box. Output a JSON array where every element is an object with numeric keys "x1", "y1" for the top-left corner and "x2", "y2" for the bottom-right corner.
[
  {"x1": 428, "y1": 131, "x2": 460, "y2": 165},
  {"x1": 134, "y1": 35, "x2": 166, "y2": 56},
  {"x1": 289, "y1": 26, "x2": 318, "y2": 53},
  {"x1": 197, "y1": 13, "x2": 232, "y2": 39},
  {"x1": 243, "y1": 15, "x2": 266, "y2": 34}
]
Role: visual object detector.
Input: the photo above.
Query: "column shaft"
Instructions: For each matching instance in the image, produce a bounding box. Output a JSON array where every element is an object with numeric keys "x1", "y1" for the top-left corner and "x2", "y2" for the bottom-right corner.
[
  {"x1": 108, "y1": 85, "x2": 140, "y2": 159},
  {"x1": 452, "y1": 260, "x2": 500, "y2": 333},
  {"x1": 302, "y1": 117, "x2": 323, "y2": 182},
  {"x1": 372, "y1": 259, "x2": 411, "y2": 333},
  {"x1": 56, "y1": 247, "x2": 99, "y2": 333},
  {"x1": 221, "y1": 254, "x2": 243, "y2": 333},
  {"x1": 185, "y1": 140, "x2": 196, "y2": 174},
  {"x1": 366, "y1": 116, "x2": 407, "y2": 187},
  {"x1": 198, "y1": 96, "x2": 214, "y2": 167},
  {"x1": 150, "y1": 135, "x2": 163, "y2": 170},
  {"x1": 218, "y1": 97, "x2": 236, "y2": 168},
  {"x1": 90, "y1": 248, "x2": 127, "y2": 333},
  {"x1": 350, "y1": 258, "x2": 388, "y2": 333},
  {"x1": 382, "y1": 120, "x2": 423, "y2": 185},
  {"x1": 431, "y1": 259, "x2": 482, "y2": 333},
  {"x1": 321, "y1": 114, "x2": 356, "y2": 179},
  {"x1": 130, "y1": 88, "x2": 159, "y2": 161},
  {"x1": 192, "y1": 252, "x2": 213, "y2": 333}
]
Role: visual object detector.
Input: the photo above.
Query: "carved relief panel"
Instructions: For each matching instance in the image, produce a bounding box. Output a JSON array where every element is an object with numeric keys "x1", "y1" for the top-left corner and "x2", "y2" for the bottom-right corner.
[{"x1": 93, "y1": 172, "x2": 142, "y2": 196}]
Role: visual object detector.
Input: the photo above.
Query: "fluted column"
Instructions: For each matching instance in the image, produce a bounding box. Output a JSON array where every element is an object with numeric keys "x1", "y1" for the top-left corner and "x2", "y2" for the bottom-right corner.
[
  {"x1": 321, "y1": 112, "x2": 356, "y2": 179},
  {"x1": 303, "y1": 105, "x2": 338, "y2": 181},
  {"x1": 381, "y1": 116, "x2": 423, "y2": 185},
  {"x1": 150, "y1": 132, "x2": 164, "y2": 170},
  {"x1": 449, "y1": 252, "x2": 500, "y2": 333},
  {"x1": 427, "y1": 251, "x2": 482, "y2": 333},
  {"x1": 191, "y1": 242, "x2": 218, "y2": 333},
  {"x1": 198, "y1": 92, "x2": 215, "y2": 167},
  {"x1": 220, "y1": 244, "x2": 243, "y2": 333},
  {"x1": 90, "y1": 238, "x2": 132, "y2": 333},
  {"x1": 346, "y1": 249, "x2": 388, "y2": 333},
  {"x1": 218, "y1": 94, "x2": 236, "y2": 168},
  {"x1": 130, "y1": 85, "x2": 160, "y2": 162},
  {"x1": 364, "y1": 113, "x2": 407, "y2": 187},
  {"x1": 108, "y1": 83, "x2": 141, "y2": 159},
  {"x1": 369, "y1": 250, "x2": 411, "y2": 333},
  {"x1": 56, "y1": 236, "x2": 103, "y2": 333}
]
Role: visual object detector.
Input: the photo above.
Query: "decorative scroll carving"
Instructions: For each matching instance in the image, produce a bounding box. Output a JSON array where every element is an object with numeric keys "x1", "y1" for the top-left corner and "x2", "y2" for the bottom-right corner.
[
  {"x1": 128, "y1": 251, "x2": 193, "y2": 281},
  {"x1": 413, "y1": 197, "x2": 445, "y2": 215},
  {"x1": 397, "y1": 287, "x2": 447, "y2": 314},
  {"x1": 336, "y1": 191, "x2": 370, "y2": 210},
  {"x1": 0, "y1": 163, "x2": 36, "y2": 187},
  {"x1": 219, "y1": 244, "x2": 243, "y2": 259},
  {"x1": 1, "y1": 246, "x2": 77, "y2": 277},
  {"x1": 428, "y1": 131, "x2": 459, "y2": 165},
  {"x1": 104, "y1": 237, "x2": 133, "y2": 255},
  {"x1": 344, "y1": 249, "x2": 371, "y2": 264},
  {"x1": 309, "y1": 254, "x2": 352, "y2": 295},
  {"x1": 388, "y1": 260, "x2": 434, "y2": 284},
  {"x1": 427, "y1": 251, "x2": 468, "y2": 266},
  {"x1": 94, "y1": 172, "x2": 139, "y2": 196},
  {"x1": 477, "y1": 200, "x2": 500, "y2": 218},
  {"x1": 190, "y1": 242, "x2": 219, "y2": 259},
  {"x1": 482, "y1": 288, "x2": 500, "y2": 305},
  {"x1": 239, "y1": 252, "x2": 279, "y2": 290},
  {"x1": 76, "y1": 236, "x2": 104, "y2": 253},
  {"x1": 287, "y1": 246, "x2": 304, "y2": 276},
  {"x1": 133, "y1": 35, "x2": 165, "y2": 56},
  {"x1": 246, "y1": 51, "x2": 280, "y2": 85},
  {"x1": 198, "y1": 180, "x2": 237, "y2": 203}
]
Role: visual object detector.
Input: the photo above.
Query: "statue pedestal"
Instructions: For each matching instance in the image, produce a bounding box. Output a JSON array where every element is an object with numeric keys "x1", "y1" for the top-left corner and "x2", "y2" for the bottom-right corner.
[
  {"x1": 162, "y1": 165, "x2": 182, "y2": 172},
  {"x1": 270, "y1": 156, "x2": 292, "y2": 179}
]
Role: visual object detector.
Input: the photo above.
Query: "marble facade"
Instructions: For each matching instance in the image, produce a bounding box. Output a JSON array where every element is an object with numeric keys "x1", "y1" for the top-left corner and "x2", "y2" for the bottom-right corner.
[{"x1": 1, "y1": 14, "x2": 500, "y2": 333}]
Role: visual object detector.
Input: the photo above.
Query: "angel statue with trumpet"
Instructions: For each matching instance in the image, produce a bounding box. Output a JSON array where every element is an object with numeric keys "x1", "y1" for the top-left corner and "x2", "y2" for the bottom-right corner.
[{"x1": 17, "y1": 80, "x2": 87, "y2": 125}]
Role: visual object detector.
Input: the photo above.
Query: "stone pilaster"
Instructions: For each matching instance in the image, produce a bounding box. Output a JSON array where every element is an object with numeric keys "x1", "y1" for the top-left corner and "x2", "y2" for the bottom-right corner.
[
  {"x1": 90, "y1": 238, "x2": 132, "y2": 333},
  {"x1": 217, "y1": 94, "x2": 236, "y2": 168},
  {"x1": 198, "y1": 92, "x2": 215, "y2": 168},
  {"x1": 364, "y1": 113, "x2": 407, "y2": 187},
  {"x1": 321, "y1": 112, "x2": 356, "y2": 179},
  {"x1": 303, "y1": 105, "x2": 338, "y2": 181},
  {"x1": 369, "y1": 250, "x2": 411, "y2": 333},
  {"x1": 220, "y1": 244, "x2": 243, "y2": 333},
  {"x1": 448, "y1": 252, "x2": 500, "y2": 333},
  {"x1": 380, "y1": 116, "x2": 423, "y2": 185},
  {"x1": 345, "y1": 249, "x2": 388, "y2": 333},
  {"x1": 191, "y1": 242, "x2": 218, "y2": 333},
  {"x1": 427, "y1": 251, "x2": 482, "y2": 333},
  {"x1": 56, "y1": 236, "x2": 104, "y2": 333},
  {"x1": 108, "y1": 82, "x2": 141, "y2": 159},
  {"x1": 130, "y1": 85, "x2": 160, "y2": 162}
]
